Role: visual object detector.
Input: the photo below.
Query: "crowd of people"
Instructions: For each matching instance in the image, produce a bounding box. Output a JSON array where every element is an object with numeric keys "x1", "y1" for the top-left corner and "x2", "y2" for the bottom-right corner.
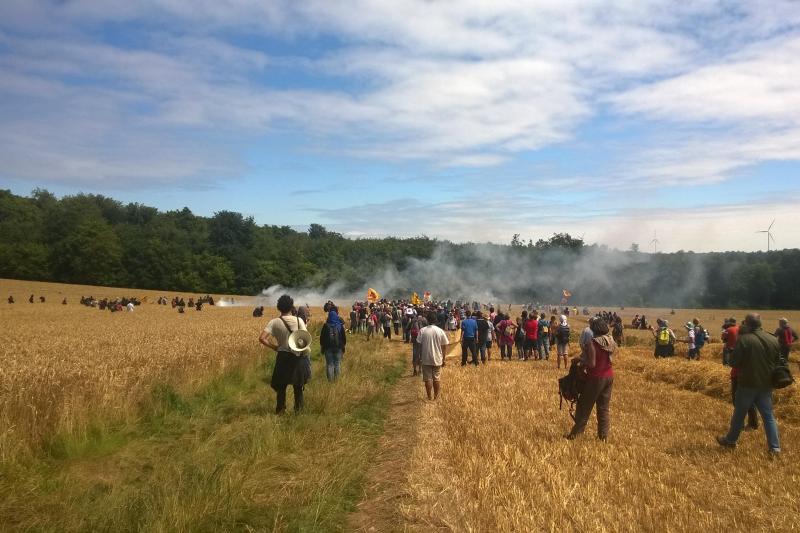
[{"x1": 253, "y1": 294, "x2": 794, "y2": 457}]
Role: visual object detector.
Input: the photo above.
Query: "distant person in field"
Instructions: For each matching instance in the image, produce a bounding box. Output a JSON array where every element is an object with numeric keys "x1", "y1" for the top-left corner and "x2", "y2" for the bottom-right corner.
[
  {"x1": 61, "y1": 298, "x2": 67, "y2": 305},
  {"x1": 496, "y1": 313, "x2": 516, "y2": 360},
  {"x1": 460, "y1": 311, "x2": 479, "y2": 366},
  {"x1": 410, "y1": 314, "x2": 427, "y2": 376},
  {"x1": 366, "y1": 309, "x2": 378, "y2": 340},
  {"x1": 611, "y1": 316, "x2": 624, "y2": 346},
  {"x1": 537, "y1": 312, "x2": 551, "y2": 360},
  {"x1": 717, "y1": 314, "x2": 782, "y2": 455},
  {"x1": 721, "y1": 318, "x2": 739, "y2": 366},
  {"x1": 382, "y1": 309, "x2": 393, "y2": 340},
  {"x1": 349, "y1": 306, "x2": 357, "y2": 334},
  {"x1": 39, "y1": 295, "x2": 45, "y2": 303},
  {"x1": 692, "y1": 318, "x2": 708, "y2": 359},
  {"x1": 567, "y1": 317, "x2": 617, "y2": 441},
  {"x1": 522, "y1": 311, "x2": 539, "y2": 360},
  {"x1": 417, "y1": 312, "x2": 449, "y2": 400},
  {"x1": 579, "y1": 316, "x2": 595, "y2": 360},
  {"x1": 259, "y1": 294, "x2": 310, "y2": 414},
  {"x1": 475, "y1": 311, "x2": 491, "y2": 363},
  {"x1": 555, "y1": 315, "x2": 570, "y2": 369},
  {"x1": 653, "y1": 319, "x2": 676, "y2": 357},
  {"x1": 320, "y1": 307, "x2": 346, "y2": 382},
  {"x1": 8, "y1": 295, "x2": 14, "y2": 304},
  {"x1": 29, "y1": 294, "x2": 34, "y2": 303},
  {"x1": 253, "y1": 306, "x2": 264, "y2": 317},
  {"x1": 774, "y1": 318, "x2": 798, "y2": 364}
]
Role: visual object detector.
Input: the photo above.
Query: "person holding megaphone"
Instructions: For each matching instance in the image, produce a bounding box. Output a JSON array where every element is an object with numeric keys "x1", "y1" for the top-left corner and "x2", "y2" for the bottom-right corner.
[{"x1": 258, "y1": 294, "x2": 312, "y2": 414}]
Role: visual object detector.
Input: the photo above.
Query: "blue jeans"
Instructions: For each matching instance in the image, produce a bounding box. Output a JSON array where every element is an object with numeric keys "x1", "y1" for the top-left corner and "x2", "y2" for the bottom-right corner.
[
  {"x1": 537, "y1": 337, "x2": 550, "y2": 359},
  {"x1": 724, "y1": 386, "x2": 780, "y2": 451},
  {"x1": 324, "y1": 349, "x2": 342, "y2": 382}
]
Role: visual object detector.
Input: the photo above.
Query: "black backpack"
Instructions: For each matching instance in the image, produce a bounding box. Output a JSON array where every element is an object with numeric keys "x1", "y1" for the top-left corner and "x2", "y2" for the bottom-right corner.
[
  {"x1": 327, "y1": 323, "x2": 343, "y2": 349},
  {"x1": 558, "y1": 359, "x2": 586, "y2": 420}
]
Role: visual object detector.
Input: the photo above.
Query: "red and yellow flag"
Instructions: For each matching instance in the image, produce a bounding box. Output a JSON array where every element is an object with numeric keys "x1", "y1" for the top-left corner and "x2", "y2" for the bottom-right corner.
[
  {"x1": 367, "y1": 288, "x2": 380, "y2": 302},
  {"x1": 411, "y1": 292, "x2": 421, "y2": 306}
]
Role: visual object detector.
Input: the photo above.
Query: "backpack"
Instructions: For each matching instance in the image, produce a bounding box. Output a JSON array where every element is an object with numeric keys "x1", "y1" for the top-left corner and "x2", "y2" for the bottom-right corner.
[
  {"x1": 657, "y1": 327, "x2": 671, "y2": 346},
  {"x1": 558, "y1": 359, "x2": 586, "y2": 420},
  {"x1": 327, "y1": 323, "x2": 343, "y2": 349},
  {"x1": 540, "y1": 320, "x2": 549, "y2": 334},
  {"x1": 557, "y1": 324, "x2": 570, "y2": 343},
  {"x1": 695, "y1": 326, "x2": 708, "y2": 347}
]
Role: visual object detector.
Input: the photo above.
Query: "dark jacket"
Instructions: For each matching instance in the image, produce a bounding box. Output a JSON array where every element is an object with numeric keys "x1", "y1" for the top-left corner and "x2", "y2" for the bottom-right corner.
[
  {"x1": 320, "y1": 322, "x2": 347, "y2": 352},
  {"x1": 731, "y1": 328, "x2": 780, "y2": 389}
]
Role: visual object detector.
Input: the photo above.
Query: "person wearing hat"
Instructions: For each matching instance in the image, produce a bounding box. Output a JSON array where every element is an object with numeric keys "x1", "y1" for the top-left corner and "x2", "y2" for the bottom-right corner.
[
  {"x1": 683, "y1": 321, "x2": 697, "y2": 359},
  {"x1": 773, "y1": 318, "x2": 798, "y2": 365}
]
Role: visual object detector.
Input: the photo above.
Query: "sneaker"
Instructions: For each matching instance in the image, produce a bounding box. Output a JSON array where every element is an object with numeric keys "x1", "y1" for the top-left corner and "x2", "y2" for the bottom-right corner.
[
  {"x1": 716, "y1": 436, "x2": 736, "y2": 449},
  {"x1": 769, "y1": 448, "x2": 781, "y2": 456}
]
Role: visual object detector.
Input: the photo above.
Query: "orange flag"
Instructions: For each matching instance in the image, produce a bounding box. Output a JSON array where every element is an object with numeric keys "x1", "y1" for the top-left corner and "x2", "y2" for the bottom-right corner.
[{"x1": 367, "y1": 288, "x2": 380, "y2": 302}]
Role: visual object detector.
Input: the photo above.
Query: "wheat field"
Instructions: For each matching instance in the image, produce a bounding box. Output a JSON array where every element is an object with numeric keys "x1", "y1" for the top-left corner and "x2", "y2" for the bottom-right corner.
[{"x1": 2, "y1": 279, "x2": 800, "y2": 531}]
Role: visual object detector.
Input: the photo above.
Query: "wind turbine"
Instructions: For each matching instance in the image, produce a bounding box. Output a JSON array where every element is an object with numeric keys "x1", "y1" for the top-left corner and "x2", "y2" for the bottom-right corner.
[
  {"x1": 650, "y1": 231, "x2": 660, "y2": 254},
  {"x1": 756, "y1": 219, "x2": 776, "y2": 252}
]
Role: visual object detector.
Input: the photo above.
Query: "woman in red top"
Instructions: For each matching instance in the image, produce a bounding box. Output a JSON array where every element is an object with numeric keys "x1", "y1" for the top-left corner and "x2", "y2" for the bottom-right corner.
[{"x1": 567, "y1": 318, "x2": 617, "y2": 441}]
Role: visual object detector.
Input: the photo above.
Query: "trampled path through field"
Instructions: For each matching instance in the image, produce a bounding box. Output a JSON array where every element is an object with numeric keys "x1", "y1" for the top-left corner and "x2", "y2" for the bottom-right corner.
[{"x1": 350, "y1": 338, "x2": 800, "y2": 531}]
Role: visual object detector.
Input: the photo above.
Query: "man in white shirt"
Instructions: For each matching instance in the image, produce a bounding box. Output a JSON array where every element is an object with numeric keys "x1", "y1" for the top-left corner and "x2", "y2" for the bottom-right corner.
[{"x1": 416, "y1": 313, "x2": 450, "y2": 400}]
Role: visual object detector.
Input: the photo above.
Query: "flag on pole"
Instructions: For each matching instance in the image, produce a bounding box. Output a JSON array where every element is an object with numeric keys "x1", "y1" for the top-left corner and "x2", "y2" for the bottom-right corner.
[
  {"x1": 411, "y1": 292, "x2": 421, "y2": 306},
  {"x1": 423, "y1": 291, "x2": 432, "y2": 302},
  {"x1": 367, "y1": 288, "x2": 380, "y2": 302},
  {"x1": 561, "y1": 289, "x2": 572, "y2": 305}
]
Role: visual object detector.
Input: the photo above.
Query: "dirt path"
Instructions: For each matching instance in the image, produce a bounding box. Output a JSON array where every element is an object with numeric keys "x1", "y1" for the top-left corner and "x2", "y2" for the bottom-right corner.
[
  {"x1": 348, "y1": 334, "x2": 461, "y2": 532},
  {"x1": 347, "y1": 340, "x2": 423, "y2": 532}
]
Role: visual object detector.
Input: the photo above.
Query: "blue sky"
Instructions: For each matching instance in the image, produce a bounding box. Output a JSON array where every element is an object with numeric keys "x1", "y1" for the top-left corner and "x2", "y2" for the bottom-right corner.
[{"x1": 1, "y1": 0, "x2": 800, "y2": 252}]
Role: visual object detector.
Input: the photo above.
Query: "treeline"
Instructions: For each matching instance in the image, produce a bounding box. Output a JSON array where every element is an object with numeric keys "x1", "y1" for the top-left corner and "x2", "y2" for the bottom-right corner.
[{"x1": 1, "y1": 189, "x2": 799, "y2": 309}]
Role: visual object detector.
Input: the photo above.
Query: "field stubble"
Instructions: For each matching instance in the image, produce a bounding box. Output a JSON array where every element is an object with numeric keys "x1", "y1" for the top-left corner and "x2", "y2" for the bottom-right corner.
[{"x1": 400, "y1": 328, "x2": 800, "y2": 531}]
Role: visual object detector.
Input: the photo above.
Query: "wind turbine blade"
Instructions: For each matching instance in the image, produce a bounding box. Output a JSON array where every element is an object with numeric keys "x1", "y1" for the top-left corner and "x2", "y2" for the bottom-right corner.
[
  {"x1": 769, "y1": 219, "x2": 775, "y2": 231},
  {"x1": 770, "y1": 233, "x2": 776, "y2": 243}
]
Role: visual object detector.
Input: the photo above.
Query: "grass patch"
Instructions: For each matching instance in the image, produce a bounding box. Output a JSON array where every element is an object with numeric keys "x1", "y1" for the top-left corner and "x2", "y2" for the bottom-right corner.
[{"x1": 0, "y1": 334, "x2": 406, "y2": 532}]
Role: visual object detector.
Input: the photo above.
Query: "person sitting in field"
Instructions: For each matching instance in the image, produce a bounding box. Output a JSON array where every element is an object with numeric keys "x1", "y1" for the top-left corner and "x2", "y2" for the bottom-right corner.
[
  {"x1": 7, "y1": 295, "x2": 14, "y2": 304},
  {"x1": 253, "y1": 306, "x2": 264, "y2": 317},
  {"x1": 632, "y1": 314, "x2": 641, "y2": 329},
  {"x1": 29, "y1": 294, "x2": 34, "y2": 303},
  {"x1": 178, "y1": 305, "x2": 185, "y2": 314},
  {"x1": 39, "y1": 296, "x2": 45, "y2": 303},
  {"x1": 62, "y1": 298, "x2": 67, "y2": 305},
  {"x1": 195, "y1": 301, "x2": 203, "y2": 311}
]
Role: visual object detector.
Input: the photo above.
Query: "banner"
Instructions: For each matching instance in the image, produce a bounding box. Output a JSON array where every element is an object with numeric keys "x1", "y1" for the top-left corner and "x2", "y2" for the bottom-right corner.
[
  {"x1": 367, "y1": 288, "x2": 380, "y2": 302},
  {"x1": 423, "y1": 291, "x2": 432, "y2": 302},
  {"x1": 411, "y1": 292, "x2": 421, "y2": 306}
]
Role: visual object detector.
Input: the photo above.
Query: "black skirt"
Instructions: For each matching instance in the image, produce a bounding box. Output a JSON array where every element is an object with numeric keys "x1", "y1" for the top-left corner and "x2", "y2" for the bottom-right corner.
[{"x1": 271, "y1": 351, "x2": 310, "y2": 389}]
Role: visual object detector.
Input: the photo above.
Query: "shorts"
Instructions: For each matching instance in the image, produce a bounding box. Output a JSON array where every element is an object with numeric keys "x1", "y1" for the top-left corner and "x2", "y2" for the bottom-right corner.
[
  {"x1": 557, "y1": 342, "x2": 569, "y2": 356},
  {"x1": 422, "y1": 364, "x2": 442, "y2": 382}
]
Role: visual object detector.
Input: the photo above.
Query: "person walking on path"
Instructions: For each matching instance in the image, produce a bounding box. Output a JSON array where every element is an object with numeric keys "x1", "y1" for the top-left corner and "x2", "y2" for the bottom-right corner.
[
  {"x1": 320, "y1": 308, "x2": 347, "y2": 382},
  {"x1": 567, "y1": 317, "x2": 617, "y2": 441},
  {"x1": 717, "y1": 314, "x2": 782, "y2": 455},
  {"x1": 258, "y1": 294, "x2": 311, "y2": 414},
  {"x1": 417, "y1": 312, "x2": 449, "y2": 400}
]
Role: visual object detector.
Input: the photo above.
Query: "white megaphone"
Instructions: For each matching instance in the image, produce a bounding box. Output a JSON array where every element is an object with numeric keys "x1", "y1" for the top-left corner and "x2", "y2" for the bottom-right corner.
[{"x1": 288, "y1": 329, "x2": 312, "y2": 353}]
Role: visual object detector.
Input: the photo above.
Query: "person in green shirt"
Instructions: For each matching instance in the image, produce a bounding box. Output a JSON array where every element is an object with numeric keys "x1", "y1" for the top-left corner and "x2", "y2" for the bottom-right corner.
[{"x1": 717, "y1": 314, "x2": 782, "y2": 454}]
